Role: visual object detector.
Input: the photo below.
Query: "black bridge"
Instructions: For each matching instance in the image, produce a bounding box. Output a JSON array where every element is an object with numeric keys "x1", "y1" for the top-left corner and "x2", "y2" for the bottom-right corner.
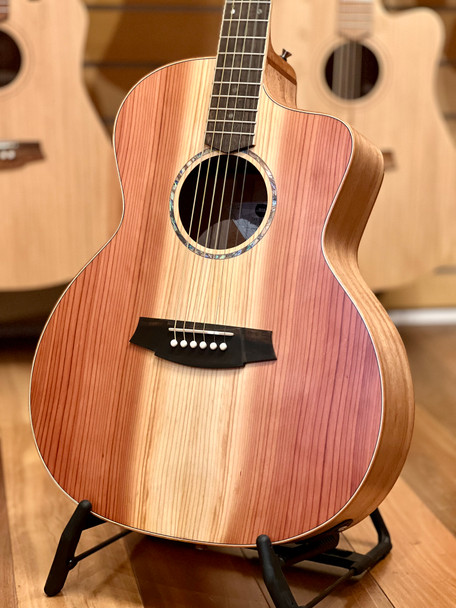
[{"x1": 130, "y1": 317, "x2": 276, "y2": 369}]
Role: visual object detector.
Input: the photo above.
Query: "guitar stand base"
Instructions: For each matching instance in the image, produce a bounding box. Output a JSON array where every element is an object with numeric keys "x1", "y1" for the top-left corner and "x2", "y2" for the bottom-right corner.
[
  {"x1": 44, "y1": 502, "x2": 390, "y2": 607},
  {"x1": 256, "y1": 509, "x2": 391, "y2": 608}
]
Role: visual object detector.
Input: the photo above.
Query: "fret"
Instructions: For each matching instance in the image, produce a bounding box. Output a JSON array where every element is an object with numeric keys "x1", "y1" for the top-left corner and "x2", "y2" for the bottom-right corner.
[
  {"x1": 220, "y1": 35, "x2": 266, "y2": 39},
  {"x1": 221, "y1": 21, "x2": 268, "y2": 38},
  {"x1": 211, "y1": 82, "x2": 261, "y2": 99},
  {"x1": 206, "y1": 130, "x2": 255, "y2": 135},
  {"x1": 214, "y1": 68, "x2": 263, "y2": 83},
  {"x1": 219, "y1": 52, "x2": 264, "y2": 56},
  {"x1": 217, "y1": 56, "x2": 264, "y2": 70},
  {"x1": 208, "y1": 122, "x2": 257, "y2": 129},
  {"x1": 209, "y1": 105, "x2": 258, "y2": 112},
  {"x1": 214, "y1": 94, "x2": 259, "y2": 98},
  {"x1": 209, "y1": 106, "x2": 257, "y2": 114},
  {"x1": 213, "y1": 80, "x2": 261, "y2": 86},
  {"x1": 209, "y1": 109, "x2": 257, "y2": 120},
  {"x1": 226, "y1": 0, "x2": 269, "y2": 4},
  {"x1": 218, "y1": 39, "x2": 266, "y2": 57},
  {"x1": 222, "y1": 18, "x2": 269, "y2": 22}
]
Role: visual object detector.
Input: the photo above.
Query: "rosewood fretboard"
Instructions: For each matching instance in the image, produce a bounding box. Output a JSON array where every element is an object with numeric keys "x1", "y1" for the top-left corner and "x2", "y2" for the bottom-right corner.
[{"x1": 205, "y1": 0, "x2": 271, "y2": 153}]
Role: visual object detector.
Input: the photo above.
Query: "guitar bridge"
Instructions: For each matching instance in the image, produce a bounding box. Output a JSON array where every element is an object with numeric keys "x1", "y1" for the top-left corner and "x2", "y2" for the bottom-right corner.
[
  {"x1": 0, "y1": 141, "x2": 44, "y2": 169},
  {"x1": 130, "y1": 317, "x2": 276, "y2": 368}
]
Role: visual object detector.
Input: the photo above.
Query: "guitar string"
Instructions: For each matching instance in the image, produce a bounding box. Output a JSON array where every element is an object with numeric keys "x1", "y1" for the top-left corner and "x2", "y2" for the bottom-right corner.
[
  {"x1": 175, "y1": 0, "x2": 240, "y2": 348},
  {"x1": 333, "y1": 39, "x2": 362, "y2": 101},
  {"x1": 171, "y1": 145, "x2": 208, "y2": 344},
  {"x1": 193, "y1": 0, "x2": 246, "y2": 346},
  {"x1": 171, "y1": 8, "x2": 235, "y2": 344},
  {"x1": 174, "y1": 0, "x2": 266, "y2": 349},
  {"x1": 200, "y1": 0, "x2": 264, "y2": 348},
  {"x1": 216, "y1": 0, "x2": 266, "y2": 343}
]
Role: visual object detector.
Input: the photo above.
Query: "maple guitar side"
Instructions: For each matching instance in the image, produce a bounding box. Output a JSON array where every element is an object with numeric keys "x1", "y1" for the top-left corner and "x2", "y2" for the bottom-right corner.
[
  {"x1": 271, "y1": 0, "x2": 456, "y2": 291},
  {"x1": 29, "y1": 51, "x2": 414, "y2": 546},
  {"x1": 0, "y1": 0, "x2": 120, "y2": 290}
]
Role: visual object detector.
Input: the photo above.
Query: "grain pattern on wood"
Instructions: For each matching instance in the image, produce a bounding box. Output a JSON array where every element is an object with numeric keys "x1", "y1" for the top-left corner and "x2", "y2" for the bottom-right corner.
[
  {"x1": 271, "y1": 0, "x2": 456, "y2": 290},
  {"x1": 29, "y1": 41, "x2": 413, "y2": 546},
  {"x1": 0, "y1": 0, "x2": 120, "y2": 289}
]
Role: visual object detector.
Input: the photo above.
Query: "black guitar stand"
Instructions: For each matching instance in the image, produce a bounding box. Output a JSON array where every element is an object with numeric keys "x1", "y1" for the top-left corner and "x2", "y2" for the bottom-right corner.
[{"x1": 44, "y1": 500, "x2": 391, "y2": 607}]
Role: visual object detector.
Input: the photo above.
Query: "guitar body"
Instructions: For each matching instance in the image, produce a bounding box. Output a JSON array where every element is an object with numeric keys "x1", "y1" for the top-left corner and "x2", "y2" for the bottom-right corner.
[
  {"x1": 30, "y1": 55, "x2": 413, "y2": 546},
  {"x1": 0, "y1": 0, "x2": 119, "y2": 290},
  {"x1": 272, "y1": 0, "x2": 456, "y2": 290}
]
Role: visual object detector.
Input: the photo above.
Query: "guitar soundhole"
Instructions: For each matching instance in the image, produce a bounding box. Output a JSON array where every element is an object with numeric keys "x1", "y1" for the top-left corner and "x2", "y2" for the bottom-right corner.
[
  {"x1": 324, "y1": 42, "x2": 379, "y2": 100},
  {"x1": 171, "y1": 151, "x2": 275, "y2": 258},
  {"x1": 0, "y1": 31, "x2": 22, "y2": 87}
]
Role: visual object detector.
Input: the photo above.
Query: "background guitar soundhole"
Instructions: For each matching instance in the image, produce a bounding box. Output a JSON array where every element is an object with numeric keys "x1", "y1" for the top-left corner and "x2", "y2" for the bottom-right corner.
[
  {"x1": 325, "y1": 42, "x2": 380, "y2": 100},
  {"x1": 0, "y1": 31, "x2": 22, "y2": 87},
  {"x1": 178, "y1": 154, "x2": 268, "y2": 251}
]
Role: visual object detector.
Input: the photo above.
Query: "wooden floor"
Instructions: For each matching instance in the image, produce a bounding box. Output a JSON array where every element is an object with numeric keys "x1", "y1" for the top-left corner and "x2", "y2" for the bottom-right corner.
[{"x1": 1, "y1": 324, "x2": 455, "y2": 607}]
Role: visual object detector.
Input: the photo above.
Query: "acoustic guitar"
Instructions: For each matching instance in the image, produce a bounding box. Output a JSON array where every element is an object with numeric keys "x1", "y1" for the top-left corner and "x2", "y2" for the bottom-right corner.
[
  {"x1": 0, "y1": 0, "x2": 119, "y2": 290},
  {"x1": 30, "y1": 0, "x2": 414, "y2": 546},
  {"x1": 272, "y1": 0, "x2": 456, "y2": 291}
]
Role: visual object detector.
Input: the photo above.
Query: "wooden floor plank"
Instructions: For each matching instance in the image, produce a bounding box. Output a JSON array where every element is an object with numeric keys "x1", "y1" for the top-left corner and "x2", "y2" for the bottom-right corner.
[
  {"x1": 346, "y1": 477, "x2": 456, "y2": 608},
  {"x1": 398, "y1": 325, "x2": 456, "y2": 533}
]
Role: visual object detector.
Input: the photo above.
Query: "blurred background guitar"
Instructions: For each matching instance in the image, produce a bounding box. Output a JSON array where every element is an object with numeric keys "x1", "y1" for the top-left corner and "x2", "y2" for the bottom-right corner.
[
  {"x1": 0, "y1": 0, "x2": 120, "y2": 296},
  {"x1": 272, "y1": 0, "x2": 456, "y2": 292}
]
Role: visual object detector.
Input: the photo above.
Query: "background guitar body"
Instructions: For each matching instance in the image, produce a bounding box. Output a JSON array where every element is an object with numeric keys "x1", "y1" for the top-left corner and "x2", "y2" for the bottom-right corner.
[
  {"x1": 30, "y1": 48, "x2": 413, "y2": 546},
  {"x1": 0, "y1": 0, "x2": 120, "y2": 290},
  {"x1": 272, "y1": 0, "x2": 456, "y2": 291}
]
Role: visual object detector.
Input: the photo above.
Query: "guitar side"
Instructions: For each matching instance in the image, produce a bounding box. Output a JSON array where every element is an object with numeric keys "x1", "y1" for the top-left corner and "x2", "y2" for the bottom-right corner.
[
  {"x1": 0, "y1": 0, "x2": 120, "y2": 289},
  {"x1": 30, "y1": 54, "x2": 413, "y2": 546}
]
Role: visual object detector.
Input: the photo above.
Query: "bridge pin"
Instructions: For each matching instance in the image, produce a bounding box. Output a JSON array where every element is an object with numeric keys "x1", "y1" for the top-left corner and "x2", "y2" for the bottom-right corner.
[
  {"x1": 190, "y1": 340, "x2": 198, "y2": 349},
  {"x1": 210, "y1": 342, "x2": 218, "y2": 350},
  {"x1": 170, "y1": 338, "x2": 178, "y2": 347},
  {"x1": 220, "y1": 342, "x2": 227, "y2": 351},
  {"x1": 200, "y1": 341, "x2": 207, "y2": 349},
  {"x1": 180, "y1": 339, "x2": 188, "y2": 348}
]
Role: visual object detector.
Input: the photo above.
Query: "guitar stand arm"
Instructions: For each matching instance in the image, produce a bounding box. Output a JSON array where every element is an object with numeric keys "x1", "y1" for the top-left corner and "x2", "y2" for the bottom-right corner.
[
  {"x1": 44, "y1": 500, "x2": 131, "y2": 597},
  {"x1": 256, "y1": 509, "x2": 391, "y2": 608}
]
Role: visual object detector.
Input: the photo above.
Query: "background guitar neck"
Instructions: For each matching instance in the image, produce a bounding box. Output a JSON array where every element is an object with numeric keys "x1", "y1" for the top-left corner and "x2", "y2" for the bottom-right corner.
[
  {"x1": 0, "y1": 0, "x2": 8, "y2": 23},
  {"x1": 338, "y1": 0, "x2": 373, "y2": 40}
]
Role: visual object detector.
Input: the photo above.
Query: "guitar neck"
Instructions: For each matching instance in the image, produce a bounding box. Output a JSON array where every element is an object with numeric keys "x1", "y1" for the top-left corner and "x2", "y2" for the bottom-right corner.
[
  {"x1": 0, "y1": 0, "x2": 8, "y2": 23},
  {"x1": 338, "y1": 0, "x2": 373, "y2": 40},
  {"x1": 205, "y1": 0, "x2": 271, "y2": 154}
]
